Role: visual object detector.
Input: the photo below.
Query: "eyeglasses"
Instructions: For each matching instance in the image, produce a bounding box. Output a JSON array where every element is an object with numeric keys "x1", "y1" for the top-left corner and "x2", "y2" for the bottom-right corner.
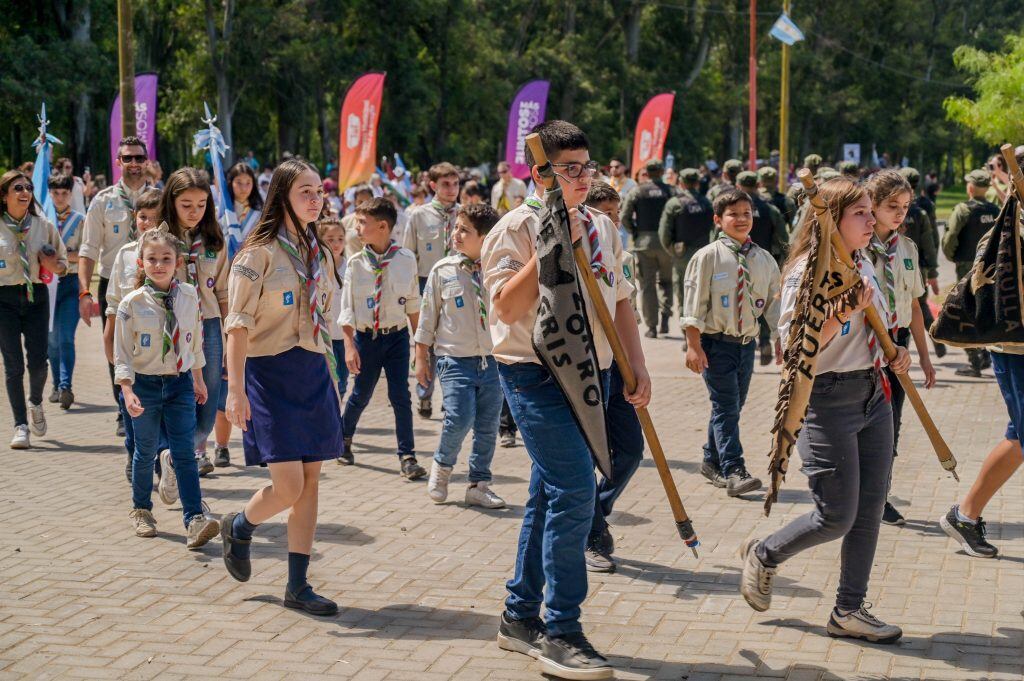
[
  {"x1": 11, "y1": 183, "x2": 34, "y2": 194},
  {"x1": 609, "y1": 163, "x2": 623, "y2": 169},
  {"x1": 119, "y1": 154, "x2": 147, "y2": 164},
  {"x1": 551, "y1": 160, "x2": 599, "y2": 179}
]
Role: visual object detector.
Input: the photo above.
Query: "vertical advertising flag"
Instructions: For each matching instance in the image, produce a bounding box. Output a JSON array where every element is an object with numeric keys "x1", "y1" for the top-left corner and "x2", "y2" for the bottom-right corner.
[
  {"x1": 504, "y1": 80, "x2": 550, "y2": 180},
  {"x1": 338, "y1": 72, "x2": 386, "y2": 191},
  {"x1": 631, "y1": 93, "x2": 675, "y2": 177},
  {"x1": 109, "y1": 73, "x2": 159, "y2": 182}
]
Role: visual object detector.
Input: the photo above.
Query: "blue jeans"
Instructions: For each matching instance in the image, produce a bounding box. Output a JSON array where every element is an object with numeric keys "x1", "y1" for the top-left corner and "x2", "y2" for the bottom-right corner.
[
  {"x1": 701, "y1": 336, "x2": 755, "y2": 475},
  {"x1": 416, "y1": 276, "x2": 436, "y2": 402},
  {"x1": 342, "y1": 328, "x2": 414, "y2": 456},
  {"x1": 194, "y1": 318, "x2": 223, "y2": 451},
  {"x1": 331, "y1": 339, "x2": 350, "y2": 402},
  {"x1": 433, "y1": 355, "x2": 502, "y2": 482},
  {"x1": 47, "y1": 275, "x2": 80, "y2": 390},
  {"x1": 992, "y1": 351, "x2": 1024, "y2": 444},
  {"x1": 499, "y1": 362, "x2": 597, "y2": 637},
  {"x1": 130, "y1": 373, "x2": 204, "y2": 526},
  {"x1": 591, "y1": 362, "x2": 644, "y2": 538}
]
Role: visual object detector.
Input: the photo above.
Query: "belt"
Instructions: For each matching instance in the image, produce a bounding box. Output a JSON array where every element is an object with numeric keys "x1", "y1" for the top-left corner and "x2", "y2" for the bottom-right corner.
[
  {"x1": 357, "y1": 325, "x2": 402, "y2": 335},
  {"x1": 704, "y1": 332, "x2": 755, "y2": 345},
  {"x1": 819, "y1": 368, "x2": 876, "y2": 380}
]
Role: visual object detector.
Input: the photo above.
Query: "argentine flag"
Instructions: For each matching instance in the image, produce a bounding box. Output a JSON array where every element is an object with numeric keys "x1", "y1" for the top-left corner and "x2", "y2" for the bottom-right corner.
[{"x1": 769, "y1": 13, "x2": 805, "y2": 46}]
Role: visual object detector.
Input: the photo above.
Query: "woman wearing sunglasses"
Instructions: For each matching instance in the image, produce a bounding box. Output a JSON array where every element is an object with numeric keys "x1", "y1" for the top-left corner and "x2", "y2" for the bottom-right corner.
[{"x1": 0, "y1": 170, "x2": 68, "y2": 449}]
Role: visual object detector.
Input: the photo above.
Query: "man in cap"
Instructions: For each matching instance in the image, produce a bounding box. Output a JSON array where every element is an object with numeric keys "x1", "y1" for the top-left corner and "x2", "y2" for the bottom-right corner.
[
  {"x1": 786, "y1": 153, "x2": 823, "y2": 205},
  {"x1": 621, "y1": 158, "x2": 677, "y2": 337},
  {"x1": 757, "y1": 166, "x2": 796, "y2": 226},
  {"x1": 659, "y1": 168, "x2": 713, "y2": 349},
  {"x1": 898, "y1": 166, "x2": 944, "y2": 358},
  {"x1": 708, "y1": 159, "x2": 744, "y2": 202},
  {"x1": 942, "y1": 168, "x2": 1001, "y2": 376}
]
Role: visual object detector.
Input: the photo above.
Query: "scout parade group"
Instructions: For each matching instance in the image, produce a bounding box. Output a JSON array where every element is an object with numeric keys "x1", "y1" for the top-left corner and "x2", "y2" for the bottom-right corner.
[{"x1": 4, "y1": 120, "x2": 1023, "y2": 680}]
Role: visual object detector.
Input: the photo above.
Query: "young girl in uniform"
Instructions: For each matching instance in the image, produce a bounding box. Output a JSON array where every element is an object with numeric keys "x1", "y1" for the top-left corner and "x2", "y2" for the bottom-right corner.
[
  {"x1": 316, "y1": 215, "x2": 349, "y2": 407},
  {"x1": 865, "y1": 170, "x2": 936, "y2": 526},
  {"x1": 220, "y1": 159, "x2": 342, "y2": 616},
  {"x1": 159, "y1": 168, "x2": 229, "y2": 477},
  {"x1": 114, "y1": 229, "x2": 218, "y2": 548},
  {"x1": 739, "y1": 178, "x2": 912, "y2": 643},
  {"x1": 0, "y1": 170, "x2": 68, "y2": 449}
]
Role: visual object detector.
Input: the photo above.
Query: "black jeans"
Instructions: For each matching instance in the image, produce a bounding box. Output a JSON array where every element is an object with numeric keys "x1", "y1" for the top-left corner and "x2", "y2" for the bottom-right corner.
[
  {"x1": 97, "y1": 276, "x2": 121, "y2": 405},
  {"x1": 499, "y1": 398, "x2": 517, "y2": 436},
  {"x1": 884, "y1": 328, "x2": 911, "y2": 457},
  {"x1": 0, "y1": 284, "x2": 50, "y2": 426}
]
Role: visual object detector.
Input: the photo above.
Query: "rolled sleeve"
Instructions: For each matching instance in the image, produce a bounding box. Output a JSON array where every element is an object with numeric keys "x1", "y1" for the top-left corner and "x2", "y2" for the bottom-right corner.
[
  {"x1": 78, "y1": 200, "x2": 104, "y2": 263},
  {"x1": 482, "y1": 215, "x2": 533, "y2": 299},
  {"x1": 413, "y1": 270, "x2": 440, "y2": 347},
  {"x1": 190, "y1": 304, "x2": 206, "y2": 370},
  {"x1": 339, "y1": 264, "x2": 356, "y2": 328},
  {"x1": 680, "y1": 250, "x2": 711, "y2": 333},
  {"x1": 112, "y1": 301, "x2": 136, "y2": 385},
  {"x1": 225, "y1": 247, "x2": 264, "y2": 333},
  {"x1": 213, "y1": 248, "x2": 230, "y2": 307}
]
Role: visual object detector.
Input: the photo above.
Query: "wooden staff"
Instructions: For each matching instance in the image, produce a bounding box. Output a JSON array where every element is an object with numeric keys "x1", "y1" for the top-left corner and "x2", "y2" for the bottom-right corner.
[
  {"x1": 798, "y1": 169, "x2": 959, "y2": 480},
  {"x1": 525, "y1": 133, "x2": 700, "y2": 556},
  {"x1": 999, "y1": 143, "x2": 1024, "y2": 348}
]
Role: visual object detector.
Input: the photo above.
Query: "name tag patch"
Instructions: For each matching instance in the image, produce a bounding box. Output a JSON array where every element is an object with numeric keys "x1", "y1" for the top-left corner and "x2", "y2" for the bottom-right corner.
[
  {"x1": 140, "y1": 333, "x2": 151, "y2": 347},
  {"x1": 841, "y1": 321, "x2": 851, "y2": 336},
  {"x1": 455, "y1": 296, "x2": 464, "y2": 308},
  {"x1": 282, "y1": 291, "x2": 294, "y2": 306},
  {"x1": 713, "y1": 272, "x2": 729, "y2": 280},
  {"x1": 720, "y1": 295, "x2": 730, "y2": 308},
  {"x1": 904, "y1": 258, "x2": 914, "y2": 270}
]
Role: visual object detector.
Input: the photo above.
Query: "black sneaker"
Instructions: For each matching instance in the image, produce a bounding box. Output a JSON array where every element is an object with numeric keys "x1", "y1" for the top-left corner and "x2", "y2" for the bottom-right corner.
[
  {"x1": 58, "y1": 388, "x2": 74, "y2": 410},
  {"x1": 400, "y1": 455, "x2": 427, "y2": 480},
  {"x1": 116, "y1": 415, "x2": 126, "y2": 438},
  {"x1": 213, "y1": 446, "x2": 230, "y2": 468},
  {"x1": 338, "y1": 437, "x2": 354, "y2": 466},
  {"x1": 417, "y1": 398, "x2": 432, "y2": 419},
  {"x1": 496, "y1": 612, "x2": 547, "y2": 659},
  {"x1": 124, "y1": 452, "x2": 132, "y2": 484},
  {"x1": 726, "y1": 465, "x2": 763, "y2": 497},
  {"x1": 940, "y1": 506, "x2": 997, "y2": 557},
  {"x1": 659, "y1": 314, "x2": 669, "y2": 334},
  {"x1": 644, "y1": 328, "x2": 657, "y2": 339},
  {"x1": 881, "y1": 501, "x2": 906, "y2": 526},
  {"x1": 700, "y1": 461, "x2": 726, "y2": 488},
  {"x1": 933, "y1": 341, "x2": 947, "y2": 358},
  {"x1": 499, "y1": 430, "x2": 516, "y2": 448},
  {"x1": 539, "y1": 631, "x2": 613, "y2": 680},
  {"x1": 585, "y1": 529, "x2": 615, "y2": 573},
  {"x1": 955, "y1": 366, "x2": 981, "y2": 378}
]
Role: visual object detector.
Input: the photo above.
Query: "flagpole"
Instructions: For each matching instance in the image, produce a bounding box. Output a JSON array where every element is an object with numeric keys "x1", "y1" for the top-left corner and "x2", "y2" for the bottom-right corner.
[
  {"x1": 748, "y1": 0, "x2": 757, "y2": 169},
  {"x1": 778, "y1": 1, "x2": 791, "y2": 192},
  {"x1": 117, "y1": 0, "x2": 136, "y2": 137}
]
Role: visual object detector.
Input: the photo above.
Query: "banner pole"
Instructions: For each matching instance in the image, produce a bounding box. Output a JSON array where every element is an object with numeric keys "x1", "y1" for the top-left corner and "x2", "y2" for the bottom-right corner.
[
  {"x1": 778, "y1": 0, "x2": 790, "y2": 191},
  {"x1": 117, "y1": 0, "x2": 135, "y2": 137},
  {"x1": 748, "y1": 0, "x2": 757, "y2": 169}
]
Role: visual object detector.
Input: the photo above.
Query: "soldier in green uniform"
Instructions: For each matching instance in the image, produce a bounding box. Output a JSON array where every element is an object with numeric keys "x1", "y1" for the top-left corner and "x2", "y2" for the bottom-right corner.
[
  {"x1": 898, "y1": 166, "x2": 945, "y2": 357},
  {"x1": 757, "y1": 166, "x2": 797, "y2": 226},
  {"x1": 786, "y1": 153, "x2": 823, "y2": 204},
  {"x1": 941, "y1": 169, "x2": 1001, "y2": 376},
  {"x1": 737, "y1": 171, "x2": 788, "y2": 365},
  {"x1": 708, "y1": 159, "x2": 744, "y2": 202},
  {"x1": 621, "y1": 158, "x2": 678, "y2": 337},
  {"x1": 659, "y1": 168, "x2": 714, "y2": 350}
]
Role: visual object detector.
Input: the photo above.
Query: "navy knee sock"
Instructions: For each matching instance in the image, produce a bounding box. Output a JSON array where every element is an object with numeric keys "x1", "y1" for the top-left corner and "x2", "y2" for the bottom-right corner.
[
  {"x1": 230, "y1": 510, "x2": 257, "y2": 560},
  {"x1": 287, "y1": 552, "x2": 310, "y2": 594}
]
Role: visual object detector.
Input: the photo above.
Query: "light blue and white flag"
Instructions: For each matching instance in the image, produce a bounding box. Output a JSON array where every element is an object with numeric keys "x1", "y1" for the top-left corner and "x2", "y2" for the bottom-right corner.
[
  {"x1": 31, "y1": 103, "x2": 61, "y2": 225},
  {"x1": 769, "y1": 13, "x2": 804, "y2": 46},
  {"x1": 193, "y1": 102, "x2": 239, "y2": 257}
]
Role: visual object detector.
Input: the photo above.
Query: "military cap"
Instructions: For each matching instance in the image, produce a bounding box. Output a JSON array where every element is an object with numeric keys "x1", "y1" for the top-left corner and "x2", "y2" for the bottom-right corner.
[
  {"x1": 803, "y1": 153, "x2": 823, "y2": 168},
  {"x1": 757, "y1": 166, "x2": 778, "y2": 181},
  {"x1": 898, "y1": 166, "x2": 920, "y2": 187},
  {"x1": 679, "y1": 167, "x2": 701, "y2": 183},
  {"x1": 736, "y1": 170, "x2": 759, "y2": 188},
  {"x1": 964, "y1": 168, "x2": 991, "y2": 188},
  {"x1": 839, "y1": 160, "x2": 859, "y2": 174},
  {"x1": 815, "y1": 167, "x2": 840, "y2": 182},
  {"x1": 645, "y1": 157, "x2": 664, "y2": 172},
  {"x1": 723, "y1": 158, "x2": 744, "y2": 174}
]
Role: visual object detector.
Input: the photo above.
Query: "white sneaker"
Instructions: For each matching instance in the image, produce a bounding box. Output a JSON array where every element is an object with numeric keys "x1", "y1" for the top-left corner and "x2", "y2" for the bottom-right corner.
[
  {"x1": 427, "y1": 462, "x2": 452, "y2": 503},
  {"x1": 28, "y1": 404, "x2": 46, "y2": 436},
  {"x1": 826, "y1": 605, "x2": 902, "y2": 644},
  {"x1": 129, "y1": 508, "x2": 157, "y2": 538},
  {"x1": 158, "y1": 450, "x2": 179, "y2": 505},
  {"x1": 465, "y1": 482, "x2": 506, "y2": 509},
  {"x1": 739, "y1": 537, "x2": 775, "y2": 612},
  {"x1": 10, "y1": 425, "x2": 30, "y2": 449}
]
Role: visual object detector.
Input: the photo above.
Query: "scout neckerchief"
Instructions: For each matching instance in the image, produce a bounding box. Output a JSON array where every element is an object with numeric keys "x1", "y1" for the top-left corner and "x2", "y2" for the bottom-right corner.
[
  {"x1": 854, "y1": 251, "x2": 892, "y2": 402},
  {"x1": 580, "y1": 208, "x2": 611, "y2": 285},
  {"x1": 277, "y1": 227, "x2": 337, "y2": 380},
  {"x1": 237, "y1": 201, "x2": 260, "y2": 242},
  {"x1": 720, "y1": 235, "x2": 754, "y2": 335},
  {"x1": 183, "y1": 230, "x2": 204, "y2": 287},
  {"x1": 116, "y1": 180, "x2": 149, "y2": 241},
  {"x1": 869, "y1": 232, "x2": 899, "y2": 330},
  {"x1": 144, "y1": 277, "x2": 182, "y2": 371},
  {"x1": 363, "y1": 241, "x2": 402, "y2": 337},
  {"x1": 4, "y1": 212, "x2": 33, "y2": 301},
  {"x1": 430, "y1": 199, "x2": 457, "y2": 256},
  {"x1": 460, "y1": 255, "x2": 486, "y2": 330},
  {"x1": 56, "y1": 207, "x2": 82, "y2": 245}
]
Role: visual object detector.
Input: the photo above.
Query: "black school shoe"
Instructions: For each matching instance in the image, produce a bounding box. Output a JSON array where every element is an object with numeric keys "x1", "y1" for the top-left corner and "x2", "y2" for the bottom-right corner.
[
  {"x1": 220, "y1": 512, "x2": 252, "y2": 582},
  {"x1": 659, "y1": 314, "x2": 669, "y2": 334},
  {"x1": 940, "y1": 505, "x2": 998, "y2": 557},
  {"x1": 284, "y1": 583, "x2": 338, "y2": 616},
  {"x1": 213, "y1": 446, "x2": 230, "y2": 468},
  {"x1": 337, "y1": 437, "x2": 354, "y2": 465},
  {"x1": 539, "y1": 631, "x2": 613, "y2": 680},
  {"x1": 400, "y1": 455, "x2": 427, "y2": 480},
  {"x1": 881, "y1": 501, "x2": 906, "y2": 526},
  {"x1": 496, "y1": 612, "x2": 547, "y2": 658}
]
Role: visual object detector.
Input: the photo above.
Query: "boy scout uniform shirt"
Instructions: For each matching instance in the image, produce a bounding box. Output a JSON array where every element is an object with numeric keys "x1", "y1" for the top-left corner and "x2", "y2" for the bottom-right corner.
[
  {"x1": 80, "y1": 181, "x2": 150, "y2": 278},
  {"x1": 681, "y1": 238, "x2": 782, "y2": 342},
  {"x1": 0, "y1": 214, "x2": 68, "y2": 286},
  {"x1": 481, "y1": 202, "x2": 632, "y2": 368},
  {"x1": 342, "y1": 213, "x2": 363, "y2": 259},
  {"x1": 104, "y1": 240, "x2": 141, "y2": 315},
  {"x1": 328, "y1": 261, "x2": 346, "y2": 341},
  {"x1": 414, "y1": 254, "x2": 493, "y2": 358},
  {"x1": 176, "y1": 234, "x2": 229, "y2": 319},
  {"x1": 402, "y1": 201, "x2": 460, "y2": 278},
  {"x1": 778, "y1": 255, "x2": 889, "y2": 374},
  {"x1": 620, "y1": 250, "x2": 641, "y2": 323},
  {"x1": 869, "y1": 235, "x2": 925, "y2": 329},
  {"x1": 55, "y1": 210, "x2": 85, "y2": 275},
  {"x1": 113, "y1": 282, "x2": 205, "y2": 384},
  {"x1": 225, "y1": 240, "x2": 340, "y2": 357},
  {"x1": 339, "y1": 246, "x2": 420, "y2": 332}
]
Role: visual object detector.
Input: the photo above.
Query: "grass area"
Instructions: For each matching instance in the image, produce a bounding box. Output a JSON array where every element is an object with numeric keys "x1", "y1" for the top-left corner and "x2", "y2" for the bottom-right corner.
[{"x1": 934, "y1": 185, "x2": 965, "y2": 224}]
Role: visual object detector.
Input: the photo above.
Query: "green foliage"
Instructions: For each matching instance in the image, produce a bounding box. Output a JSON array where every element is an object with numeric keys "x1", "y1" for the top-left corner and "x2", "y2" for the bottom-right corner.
[{"x1": 944, "y1": 34, "x2": 1024, "y2": 144}]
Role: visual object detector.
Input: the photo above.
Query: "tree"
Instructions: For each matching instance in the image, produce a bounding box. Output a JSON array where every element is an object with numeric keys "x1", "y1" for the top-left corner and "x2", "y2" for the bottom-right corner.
[{"x1": 944, "y1": 34, "x2": 1024, "y2": 145}]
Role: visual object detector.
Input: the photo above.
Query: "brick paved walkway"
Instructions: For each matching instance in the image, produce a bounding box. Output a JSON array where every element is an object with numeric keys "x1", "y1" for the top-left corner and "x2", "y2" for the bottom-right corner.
[{"x1": 1, "y1": 282, "x2": 1022, "y2": 679}]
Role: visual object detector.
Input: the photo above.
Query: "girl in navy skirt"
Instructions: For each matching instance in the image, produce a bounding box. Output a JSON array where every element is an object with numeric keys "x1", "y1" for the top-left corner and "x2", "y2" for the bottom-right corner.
[{"x1": 220, "y1": 159, "x2": 343, "y2": 615}]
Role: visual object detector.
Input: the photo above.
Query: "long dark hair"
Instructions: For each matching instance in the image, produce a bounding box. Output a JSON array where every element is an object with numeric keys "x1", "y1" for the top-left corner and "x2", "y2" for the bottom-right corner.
[
  {"x1": 159, "y1": 167, "x2": 224, "y2": 252},
  {"x1": 0, "y1": 170, "x2": 40, "y2": 218},
  {"x1": 226, "y1": 162, "x2": 263, "y2": 211}
]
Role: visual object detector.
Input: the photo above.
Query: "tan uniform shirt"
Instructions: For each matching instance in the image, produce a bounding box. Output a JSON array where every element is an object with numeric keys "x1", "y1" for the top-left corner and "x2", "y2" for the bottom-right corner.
[
  {"x1": 868, "y1": 235, "x2": 925, "y2": 330},
  {"x1": 681, "y1": 238, "x2": 782, "y2": 342},
  {"x1": 402, "y1": 202, "x2": 460, "y2": 277},
  {"x1": 55, "y1": 210, "x2": 85, "y2": 275},
  {"x1": 621, "y1": 250, "x2": 641, "y2": 324},
  {"x1": 0, "y1": 214, "x2": 68, "y2": 287},
  {"x1": 225, "y1": 240, "x2": 340, "y2": 357},
  {"x1": 113, "y1": 283, "x2": 205, "y2": 384},
  {"x1": 105, "y1": 240, "x2": 141, "y2": 315},
  {"x1": 481, "y1": 202, "x2": 632, "y2": 368},
  {"x1": 80, "y1": 181, "x2": 150, "y2": 278},
  {"x1": 176, "y1": 234, "x2": 229, "y2": 320},
  {"x1": 342, "y1": 213, "x2": 363, "y2": 259},
  {"x1": 414, "y1": 254, "x2": 493, "y2": 357},
  {"x1": 340, "y1": 246, "x2": 420, "y2": 331}
]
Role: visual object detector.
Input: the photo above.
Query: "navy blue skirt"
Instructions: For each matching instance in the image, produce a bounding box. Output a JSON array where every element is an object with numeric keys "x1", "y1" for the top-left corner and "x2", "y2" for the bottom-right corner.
[{"x1": 243, "y1": 346, "x2": 343, "y2": 466}]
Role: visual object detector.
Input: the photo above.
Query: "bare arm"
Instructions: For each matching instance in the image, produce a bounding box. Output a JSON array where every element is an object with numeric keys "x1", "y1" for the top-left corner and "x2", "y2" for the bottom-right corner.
[{"x1": 492, "y1": 255, "x2": 539, "y2": 324}]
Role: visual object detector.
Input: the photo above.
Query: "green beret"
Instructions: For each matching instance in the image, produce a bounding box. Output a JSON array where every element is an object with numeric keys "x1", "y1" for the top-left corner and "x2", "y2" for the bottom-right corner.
[
  {"x1": 679, "y1": 167, "x2": 700, "y2": 183},
  {"x1": 815, "y1": 167, "x2": 840, "y2": 182},
  {"x1": 723, "y1": 159, "x2": 743, "y2": 174},
  {"x1": 644, "y1": 157, "x2": 664, "y2": 173},
  {"x1": 804, "y1": 153, "x2": 823, "y2": 168},
  {"x1": 757, "y1": 166, "x2": 778, "y2": 180},
  {"x1": 964, "y1": 168, "x2": 991, "y2": 188},
  {"x1": 839, "y1": 160, "x2": 859, "y2": 173},
  {"x1": 898, "y1": 166, "x2": 920, "y2": 187},
  {"x1": 736, "y1": 170, "x2": 759, "y2": 188}
]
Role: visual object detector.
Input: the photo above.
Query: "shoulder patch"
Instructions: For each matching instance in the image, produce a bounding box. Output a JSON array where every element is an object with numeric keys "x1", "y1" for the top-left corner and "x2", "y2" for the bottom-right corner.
[
  {"x1": 497, "y1": 256, "x2": 525, "y2": 273},
  {"x1": 232, "y1": 264, "x2": 260, "y2": 282}
]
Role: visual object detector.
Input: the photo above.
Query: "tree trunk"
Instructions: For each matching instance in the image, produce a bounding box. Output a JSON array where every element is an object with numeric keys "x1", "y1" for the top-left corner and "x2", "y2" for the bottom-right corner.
[
  {"x1": 71, "y1": 2, "x2": 92, "y2": 168},
  {"x1": 624, "y1": 0, "x2": 640, "y2": 64},
  {"x1": 316, "y1": 86, "x2": 332, "y2": 169},
  {"x1": 205, "y1": 0, "x2": 235, "y2": 165},
  {"x1": 560, "y1": 0, "x2": 577, "y2": 121}
]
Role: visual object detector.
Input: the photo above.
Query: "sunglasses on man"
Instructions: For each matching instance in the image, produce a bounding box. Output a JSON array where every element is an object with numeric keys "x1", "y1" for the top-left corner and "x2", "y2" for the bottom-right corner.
[{"x1": 119, "y1": 154, "x2": 147, "y2": 164}]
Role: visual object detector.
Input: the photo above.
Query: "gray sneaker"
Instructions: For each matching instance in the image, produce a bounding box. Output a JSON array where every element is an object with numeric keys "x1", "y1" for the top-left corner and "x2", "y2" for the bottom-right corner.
[
  {"x1": 739, "y1": 538, "x2": 775, "y2": 612},
  {"x1": 826, "y1": 605, "x2": 902, "y2": 644},
  {"x1": 158, "y1": 450, "x2": 178, "y2": 505},
  {"x1": 130, "y1": 508, "x2": 157, "y2": 538},
  {"x1": 700, "y1": 461, "x2": 726, "y2": 488},
  {"x1": 186, "y1": 514, "x2": 220, "y2": 550},
  {"x1": 196, "y1": 453, "x2": 214, "y2": 477},
  {"x1": 726, "y1": 466, "x2": 762, "y2": 497},
  {"x1": 10, "y1": 425, "x2": 30, "y2": 450},
  {"x1": 28, "y1": 403, "x2": 46, "y2": 437}
]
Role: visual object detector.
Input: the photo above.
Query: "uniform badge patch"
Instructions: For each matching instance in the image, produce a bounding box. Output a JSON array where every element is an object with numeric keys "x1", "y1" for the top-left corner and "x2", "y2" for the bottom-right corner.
[
  {"x1": 841, "y1": 321, "x2": 851, "y2": 336},
  {"x1": 904, "y1": 258, "x2": 914, "y2": 270},
  {"x1": 721, "y1": 295, "x2": 730, "y2": 308},
  {"x1": 231, "y1": 264, "x2": 259, "y2": 281},
  {"x1": 455, "y1": 296, "x2": 464, "y2": 308},
  {"x1": 366, "y1": 297, "x2": 375, "y2": 309},
  {"x1": 755, "y1": 298, "x2": 765, "y2": 309},
  {"x1": 282, "y1": 291, "x2": 294, "y2": 306},
  {"x1": 398, "y1": 297, "x2": 407, "y2": 305},
  {"x1": 206, "y1": 277, "x2": 215, "y2": 288},
  {"x1": 140, "y1": 333, "x2": 151, "y2": 347},
  {"x1": 113, "y1": 225, "x2": 119, "y2": 234},
  {"x1": 185, "y1": 332, "x2": 192, "y2": 343},
  {"x1": 0, "y1": 260, "x2": 6, "y2": 269}
]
